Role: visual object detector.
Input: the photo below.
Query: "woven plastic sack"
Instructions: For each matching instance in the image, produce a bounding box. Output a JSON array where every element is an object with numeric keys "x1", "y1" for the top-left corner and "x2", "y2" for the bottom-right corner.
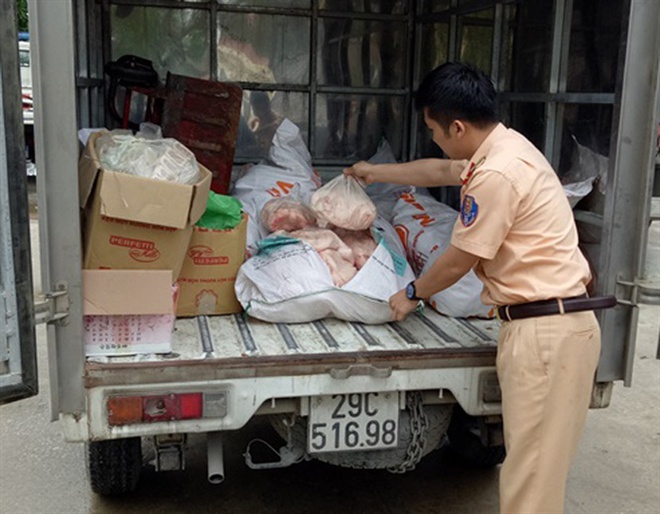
[{"x1": 392, "y1": 191, "x2": 494, "y2": 318}]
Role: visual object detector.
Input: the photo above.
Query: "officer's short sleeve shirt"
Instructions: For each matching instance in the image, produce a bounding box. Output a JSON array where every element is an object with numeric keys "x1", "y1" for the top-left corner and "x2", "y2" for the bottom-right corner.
[{"x1": 451, "y1": 124, "x2": 591, "y2": 306}]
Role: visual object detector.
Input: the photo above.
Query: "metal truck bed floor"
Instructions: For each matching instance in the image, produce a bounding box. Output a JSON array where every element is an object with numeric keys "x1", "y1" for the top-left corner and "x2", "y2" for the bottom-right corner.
[{"x1": 86, "y1": 309, "x2": 500, "y2": 365}]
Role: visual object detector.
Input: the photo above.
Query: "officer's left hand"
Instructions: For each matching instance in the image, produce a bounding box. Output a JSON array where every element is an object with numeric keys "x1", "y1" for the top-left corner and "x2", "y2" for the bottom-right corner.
[{"x1": 389, "y1": 289, "x2": 419, "y2": 321}]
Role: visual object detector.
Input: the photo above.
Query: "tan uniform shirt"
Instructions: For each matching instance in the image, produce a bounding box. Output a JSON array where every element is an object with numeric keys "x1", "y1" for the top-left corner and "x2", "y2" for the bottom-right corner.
[{"x1": 451, "y1": 123, "x2": 591, "y2": 306}]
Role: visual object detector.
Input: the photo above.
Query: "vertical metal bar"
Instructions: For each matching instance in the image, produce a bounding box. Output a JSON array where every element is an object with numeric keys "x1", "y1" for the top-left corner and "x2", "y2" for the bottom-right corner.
[
  {"x1": 75, "y1": 0, "x2": 88, "y2": 128},
  {"x1": 409, "y1": 0, "x2": 422, "y2": 161},
  {"x1": 102, "y1": 0, "x2": 113, "y2": 126},
  {"x1": 309, "y1": 0, "x2": 318, "y2": 156},
  {"x1": 544, "y1": 0, "x2": 572, "y2": 166},
  {"x1": 210, "y1": 1, "x2": 218, "y2": 82},
  {"x1": 552, "y1": 0, "x2": 573, "y2": 167},
  {"x1": 91, "y1": 0, "x2": 104, "y2": 127},
  {"x1": 448, "y1": 0, "x2": 458, "y2": 61},
  {"x1": 28, "y1": 0, "x2": 85, "y2": 415},
  {"x1": 490, "y1": 2, "x2": 503, "y2": 86},
  {"x1": 600, "y1": 0, "x2": 660, "y2": 385},
  {"x1": 401, "y1": 1, "x2": 415, "y2": 161}
]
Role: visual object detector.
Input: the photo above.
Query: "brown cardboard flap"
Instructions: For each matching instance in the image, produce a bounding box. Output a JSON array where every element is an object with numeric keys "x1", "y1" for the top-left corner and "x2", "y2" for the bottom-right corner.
[
  {"x1": 99, "y1": 170, "x2": 194, "y2": 229},
  {"x1": 82, "y1": 270, "x2": 174, "y2": 315},
  {"x1": 78, "y1": 130, "x2": 109, "y2": 208},
  {"x1": 188, "y1": 167, "x2": 213, "y2": 225}
]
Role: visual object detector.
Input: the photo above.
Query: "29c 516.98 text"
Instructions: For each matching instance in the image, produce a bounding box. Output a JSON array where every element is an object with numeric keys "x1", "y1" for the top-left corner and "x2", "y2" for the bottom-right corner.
[{"x1": 308, "y1": 393, "x2": 399, "y2": 452}]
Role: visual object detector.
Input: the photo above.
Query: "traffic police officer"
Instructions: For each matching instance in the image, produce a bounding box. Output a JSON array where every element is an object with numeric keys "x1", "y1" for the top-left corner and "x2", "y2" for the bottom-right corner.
[{"x1": 345, "y1": 62, "x2": 605, "y2": 514}]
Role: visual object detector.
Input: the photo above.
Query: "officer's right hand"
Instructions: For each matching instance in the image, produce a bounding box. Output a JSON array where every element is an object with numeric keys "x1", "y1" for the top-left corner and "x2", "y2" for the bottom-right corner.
[{"x1": 343, "y1": 161, "x2": 377, "y2": 184}]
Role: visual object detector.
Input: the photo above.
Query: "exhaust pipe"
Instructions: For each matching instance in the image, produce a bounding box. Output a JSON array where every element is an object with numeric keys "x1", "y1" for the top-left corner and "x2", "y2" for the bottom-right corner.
[{"x1": 207, "y1": 431, "x2": 225, "y2": 484}]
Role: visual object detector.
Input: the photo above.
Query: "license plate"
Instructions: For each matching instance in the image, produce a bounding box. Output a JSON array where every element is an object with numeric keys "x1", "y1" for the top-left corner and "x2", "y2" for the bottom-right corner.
[{"x1": 307, "y1": 393, "x2": 399, "y2": 453}]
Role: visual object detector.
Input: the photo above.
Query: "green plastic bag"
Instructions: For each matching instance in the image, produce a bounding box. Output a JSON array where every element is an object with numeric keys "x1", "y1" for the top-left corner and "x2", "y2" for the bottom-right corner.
[{"x1": 196, "y1": 191, "x2": 243, "y2": 230}]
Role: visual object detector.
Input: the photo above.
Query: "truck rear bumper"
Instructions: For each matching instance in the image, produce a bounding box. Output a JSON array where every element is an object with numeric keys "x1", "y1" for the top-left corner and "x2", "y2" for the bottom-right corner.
[{"x1": 65, "y1": 365, "x2": 501, "y2": 442}]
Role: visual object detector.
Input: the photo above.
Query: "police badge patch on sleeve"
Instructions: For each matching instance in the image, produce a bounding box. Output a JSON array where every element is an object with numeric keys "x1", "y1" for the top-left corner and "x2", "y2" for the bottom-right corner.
[{"x1": 460, "y1": 195, "x2": 479, "y2": 227}]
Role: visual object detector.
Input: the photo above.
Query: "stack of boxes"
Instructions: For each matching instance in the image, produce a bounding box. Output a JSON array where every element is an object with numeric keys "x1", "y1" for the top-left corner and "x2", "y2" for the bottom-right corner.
[{"x1": 79, "y1": 130, "x2": 246, "y2": 356}]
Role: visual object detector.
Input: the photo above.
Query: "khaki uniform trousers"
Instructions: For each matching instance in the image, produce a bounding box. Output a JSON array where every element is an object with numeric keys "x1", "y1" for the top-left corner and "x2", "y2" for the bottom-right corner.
[{"x1": 497, "y1": 310, "x2": 601, "y2": 514}]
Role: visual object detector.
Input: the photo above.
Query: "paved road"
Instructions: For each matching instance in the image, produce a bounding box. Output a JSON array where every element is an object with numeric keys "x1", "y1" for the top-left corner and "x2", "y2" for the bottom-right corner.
[{"x1": 0, "y1": 219, "x2": 658, "y2": 514}]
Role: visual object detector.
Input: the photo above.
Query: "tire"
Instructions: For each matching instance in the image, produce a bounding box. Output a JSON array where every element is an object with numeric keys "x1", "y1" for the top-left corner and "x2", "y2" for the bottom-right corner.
[
  {"x1": 447, "y1": 409, "x2": 505, "y2": 468},
  {"x1": 86, "y1": 437, "x2": 143, "y2": 495}
]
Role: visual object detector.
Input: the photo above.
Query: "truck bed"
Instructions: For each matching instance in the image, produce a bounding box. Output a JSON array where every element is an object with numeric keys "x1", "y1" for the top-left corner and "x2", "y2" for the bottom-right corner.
[{"x1": 84, "y1": 310, "x2": 500, "y2": 387}]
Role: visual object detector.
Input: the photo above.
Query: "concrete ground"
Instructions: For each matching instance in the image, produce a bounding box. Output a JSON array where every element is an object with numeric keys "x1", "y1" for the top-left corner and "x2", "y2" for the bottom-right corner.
[{"x1": 0, "y1": 185, "x2": 658, "y2": 513}]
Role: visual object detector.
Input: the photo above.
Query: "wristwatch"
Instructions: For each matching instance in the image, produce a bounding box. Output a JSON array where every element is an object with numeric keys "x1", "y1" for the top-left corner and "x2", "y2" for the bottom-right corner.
[{"x1": 405, "y1": 281, "x2": 422, "y2": 301}]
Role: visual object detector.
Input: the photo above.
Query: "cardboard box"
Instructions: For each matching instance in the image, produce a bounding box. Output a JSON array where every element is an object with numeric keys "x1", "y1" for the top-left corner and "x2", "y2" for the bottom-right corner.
[
  {"x1": 79, "y1": 130, "x2": 212, "y2": 277},
  {"x1": 82, "y1": 270, "x2": 178, "y2": 356},
  {"x1": 176, "y1": 214, "x2": 248, "y2": 317}
]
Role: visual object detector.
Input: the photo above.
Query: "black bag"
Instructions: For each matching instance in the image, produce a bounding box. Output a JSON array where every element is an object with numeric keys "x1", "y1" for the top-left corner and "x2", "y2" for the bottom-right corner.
[{"x1": 104, "y1": 55, "x2": 158, "y2": 88}]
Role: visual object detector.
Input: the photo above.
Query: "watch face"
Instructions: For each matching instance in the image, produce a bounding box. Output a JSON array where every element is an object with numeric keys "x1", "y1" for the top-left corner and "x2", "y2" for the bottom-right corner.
[{"x1": 406, "y1": 282, "x2": 415, "y2": 300}]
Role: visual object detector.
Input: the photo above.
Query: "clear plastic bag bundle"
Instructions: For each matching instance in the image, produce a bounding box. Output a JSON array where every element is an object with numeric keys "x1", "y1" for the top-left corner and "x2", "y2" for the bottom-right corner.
[
  {"x1": 96, "y1": 133, "x2": 201, "y2": 186},
  {"x1": 310, "y1": 174, "x2": 377, "y2": 230}
]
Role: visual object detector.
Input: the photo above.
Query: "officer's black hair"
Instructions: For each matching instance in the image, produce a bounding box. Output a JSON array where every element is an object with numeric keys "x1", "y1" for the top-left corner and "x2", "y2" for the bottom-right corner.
[{"x1": 415, "y1": 62, "x2": 498, "y2": 131}]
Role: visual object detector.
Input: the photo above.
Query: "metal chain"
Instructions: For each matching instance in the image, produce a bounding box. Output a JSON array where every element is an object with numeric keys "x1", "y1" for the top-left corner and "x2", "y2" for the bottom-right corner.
[{"x1": 387, "y1": 391, "x2": 429, "y2": 473}]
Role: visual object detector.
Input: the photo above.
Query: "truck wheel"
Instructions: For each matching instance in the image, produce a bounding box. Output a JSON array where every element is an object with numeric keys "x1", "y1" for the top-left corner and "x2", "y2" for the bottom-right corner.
[
  {"x1": 86, "y1": 437, "x2": 142, "y2": 495},
  {"x1": 447, "y1": 409, "x2": 505, "y2": 468}
]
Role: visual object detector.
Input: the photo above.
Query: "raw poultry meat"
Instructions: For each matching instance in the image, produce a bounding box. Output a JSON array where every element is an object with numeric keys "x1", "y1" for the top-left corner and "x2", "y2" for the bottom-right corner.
[
  {"x1": 334, "y1": 228, "x2": 378, "y2": 269},
  {"x1": 287, "y1": 227, "x2": 357, "y2": 286},
  {"x1": 310, "y1": 175, "x2": 377, "y2": 230},
  {"x1": 261, "y1": 198, "x2": 317, "y2": 232},
  {"x1": 319, "y1": 249, "x2": 358, "y2": 287}
]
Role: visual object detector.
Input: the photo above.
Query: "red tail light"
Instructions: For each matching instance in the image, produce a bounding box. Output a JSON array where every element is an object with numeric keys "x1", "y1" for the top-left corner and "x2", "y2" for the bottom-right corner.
[{"x1": 108, "y1": 393, "x2": 203, "y2": 426}]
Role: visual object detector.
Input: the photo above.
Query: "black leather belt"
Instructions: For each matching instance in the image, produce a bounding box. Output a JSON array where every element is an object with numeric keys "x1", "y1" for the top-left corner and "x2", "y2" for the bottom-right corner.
[{"x1": 497, "y1": 294, "x2": 617, "y2": 322}]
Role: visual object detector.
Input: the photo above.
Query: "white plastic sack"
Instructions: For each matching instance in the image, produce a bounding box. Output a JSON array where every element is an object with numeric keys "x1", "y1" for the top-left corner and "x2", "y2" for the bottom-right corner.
[
  {"x1": 392, "y1": 191, "x2": 494, "y2": 318},
  {"x1": 563, "y1": 178, "x2": 596, "y2": 208},
  {"x1": 310, "y1": 174, "x2": 377, "y2": 230},
  {"x1": 235, "y1": 218, "x2": 415, "y2": 324},
  {"x1": 561, "y1": 135, "x2": 609, "y2": 208},
  {"x1": 231, "y1": 119, "x2": 321, "y2": 255}
]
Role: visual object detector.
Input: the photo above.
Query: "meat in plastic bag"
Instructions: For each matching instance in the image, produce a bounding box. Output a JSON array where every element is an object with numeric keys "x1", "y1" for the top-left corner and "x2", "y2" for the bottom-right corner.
[
  {"x1": 260, "y1": 197, "x2": 317, "y2": 233},
  {"x1": 310, "y1": 174, "x2": 377, "y2": 230}
]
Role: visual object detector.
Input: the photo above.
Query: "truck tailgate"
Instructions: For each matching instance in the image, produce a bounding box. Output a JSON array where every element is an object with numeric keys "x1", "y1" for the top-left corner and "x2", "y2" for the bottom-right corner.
[{"x1": 85, "y1": 310, "x2": 500, "y2": 386}]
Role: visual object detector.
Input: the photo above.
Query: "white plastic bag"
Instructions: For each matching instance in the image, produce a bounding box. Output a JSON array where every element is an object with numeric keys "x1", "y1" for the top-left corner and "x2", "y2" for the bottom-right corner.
[
  {"x1": 561, "y1": 135, "x2": 609, "y2": 208},
  {"x1": 310, "y1": 174, "x2": 377, "y2": 230},
  {"x1": 392, "y1": 191, "x2": 494, "y2": 318}
]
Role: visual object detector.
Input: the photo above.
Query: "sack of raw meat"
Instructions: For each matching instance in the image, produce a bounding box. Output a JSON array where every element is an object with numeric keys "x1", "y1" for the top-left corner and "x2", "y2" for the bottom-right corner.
[
  {"x1": 231, "y1": 119, "x2": 321, "y2": 255},
  {"x1": 261, "y1": 197, "x2": 317, "y2": 233},
  {"x1": 234, "y1": 217, "x2": 415, "y2": 324},
  {"x1": 392, "y1": 191, "x2": 495, "y2": 318},
  {"x1": 310, "y1": 174, "x2": 377, "y2": 230}
]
